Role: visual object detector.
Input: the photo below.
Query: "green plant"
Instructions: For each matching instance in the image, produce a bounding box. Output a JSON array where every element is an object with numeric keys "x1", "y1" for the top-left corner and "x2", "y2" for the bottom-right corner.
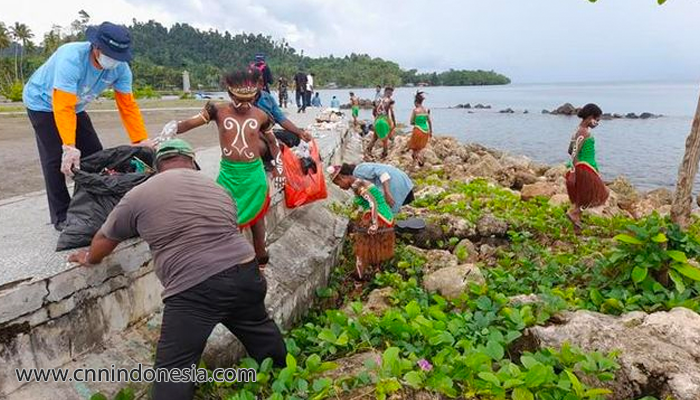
[
  {"x1": 133, "y1": 85, "x2": 159, "y2": 99},
  {"x1": 0, "y1": 79, "x2": 23, "y2": 102},
  {"x1": 89, "y1": 388, "x2": 134, "y2": 400},
  {"x1": 608, "y1": 215, "x2": 700, "y2": 292}
]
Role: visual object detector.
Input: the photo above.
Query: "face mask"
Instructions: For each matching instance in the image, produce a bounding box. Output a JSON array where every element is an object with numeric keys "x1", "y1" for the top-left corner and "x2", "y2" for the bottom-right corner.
[
  {"x1": 97, "y1": 53, "x2": 120, "y2": 70},
  {"x1": 590, "y1": 120, "x2": 599, "y2": 128}
]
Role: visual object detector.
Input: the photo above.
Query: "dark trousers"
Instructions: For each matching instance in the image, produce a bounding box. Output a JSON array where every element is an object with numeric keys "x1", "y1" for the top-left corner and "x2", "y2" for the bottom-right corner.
[
  {"x1": 403, "y1": 190, "x2": 415, "y2": 206},
  {"x1": 295, "y1": 90, "x2": 305, "y2": 109},
  {"x1": 304, "y1": 91, "x2": 312, "y2": 107},
  {"x1": 27, "y1": 109, "x2": 103, "y2": 225},
  {"x1": 152, "y1": 261, "x2": 286, "y2": 400}
]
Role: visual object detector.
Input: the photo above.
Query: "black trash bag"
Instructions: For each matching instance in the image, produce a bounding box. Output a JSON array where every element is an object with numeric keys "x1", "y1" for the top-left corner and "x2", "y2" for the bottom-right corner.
[{"x1": 56, "y1": 146, "x2": 155, "y2": 251}]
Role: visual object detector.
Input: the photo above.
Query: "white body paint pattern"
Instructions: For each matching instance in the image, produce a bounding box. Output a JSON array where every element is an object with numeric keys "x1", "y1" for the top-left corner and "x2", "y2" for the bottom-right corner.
[
  {"x1": 222, "y1": 117, "x2": 257, "y2": 159},
  {"x1": 274, "y1": 148, "x2": 283, "y2": 175}
]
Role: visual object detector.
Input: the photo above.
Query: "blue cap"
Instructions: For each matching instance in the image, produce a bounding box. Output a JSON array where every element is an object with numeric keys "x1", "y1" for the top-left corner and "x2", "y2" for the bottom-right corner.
[{"x1": 86, "y1": 22, "x2": 133, "y2": 62}]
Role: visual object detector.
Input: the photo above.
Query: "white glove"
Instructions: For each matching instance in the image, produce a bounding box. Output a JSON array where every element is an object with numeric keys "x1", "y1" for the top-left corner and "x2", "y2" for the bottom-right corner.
[
  {"x1": 60, "y1": 145, "x2": 81, "y2": 176},
  {"x1": 156, "y1": 120, "x2": 179, "y2": 144}
]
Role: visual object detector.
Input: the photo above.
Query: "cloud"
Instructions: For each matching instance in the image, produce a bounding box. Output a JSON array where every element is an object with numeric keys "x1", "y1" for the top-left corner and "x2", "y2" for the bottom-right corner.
[{"x1": 1, "y1": 0, "x2": 699, "y2": 82}]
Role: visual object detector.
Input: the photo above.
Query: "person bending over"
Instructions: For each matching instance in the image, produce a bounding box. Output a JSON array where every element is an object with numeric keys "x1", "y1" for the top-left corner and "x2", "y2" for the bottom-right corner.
[{"x1": 69, "y1": 139, "x2": 286, "y2": 400}]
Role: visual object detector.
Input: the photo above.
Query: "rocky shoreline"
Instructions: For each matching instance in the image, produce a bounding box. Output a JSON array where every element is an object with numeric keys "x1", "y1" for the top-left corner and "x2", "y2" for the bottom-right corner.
[
  {"x1": 449, "y1": 102, "x2": 663, "y2": 119},
  {"x1": 372, "y1": 133, "x2": 674, "y2": 220},
  {"x1": 542, "y1": 103, "x2": 662, "y2": 119},
  {"x1": 353, "y1": 132, "x2": 700, "y2": 399}
]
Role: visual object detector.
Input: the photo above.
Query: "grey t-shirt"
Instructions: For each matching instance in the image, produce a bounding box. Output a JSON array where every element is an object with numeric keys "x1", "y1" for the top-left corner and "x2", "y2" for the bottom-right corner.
[{"x1": 101, "y1": 168, "x2": 255, "y2": 299}]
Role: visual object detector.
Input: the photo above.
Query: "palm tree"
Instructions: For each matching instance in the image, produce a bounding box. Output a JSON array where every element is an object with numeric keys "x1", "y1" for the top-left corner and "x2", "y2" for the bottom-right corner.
[
  {"x1": 10, "y1": 22, "x2": 34, "y2": 82},
  {"x1": 42, "y1": 25, "x2": 63, "y2": 56},
  {"x1": 0, "y1": 23, "x2": 10, "y2": 53}
]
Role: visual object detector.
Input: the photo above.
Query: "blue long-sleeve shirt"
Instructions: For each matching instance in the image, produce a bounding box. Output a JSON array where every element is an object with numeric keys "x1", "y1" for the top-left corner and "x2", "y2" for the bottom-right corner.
[{"x1": 353, "y1": 163, "x2": 414, "y2": 214}]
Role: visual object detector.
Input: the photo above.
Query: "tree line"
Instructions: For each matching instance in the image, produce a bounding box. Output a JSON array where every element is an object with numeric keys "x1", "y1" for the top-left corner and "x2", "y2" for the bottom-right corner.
[{"x1": 0, "y1": 12, "x2": 510, "y2": 100}]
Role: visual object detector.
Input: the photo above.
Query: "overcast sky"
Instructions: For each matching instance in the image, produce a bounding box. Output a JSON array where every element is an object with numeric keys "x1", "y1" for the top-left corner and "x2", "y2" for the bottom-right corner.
[{"x1": 1, "y1": 0, "x2": 699, "y2": 83}]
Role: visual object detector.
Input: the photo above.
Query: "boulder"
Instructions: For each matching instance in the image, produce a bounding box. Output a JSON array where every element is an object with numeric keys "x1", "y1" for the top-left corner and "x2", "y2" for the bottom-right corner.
[
  {"x1": 630, "y1": 188, "x2": 673, "y2": 218},
  {"x1": 508, "y1": 294, "x2": 543, "y2": 306},
  {"x1": 443, "y1": 155, "x2": 462, "y2": 166},
  {"x1": 404, "y1": 245, "x2": 427, "y2": 257},
  {"x1": 444, "y1": 215, "x2": 477, "y2": 239},
  {"x1": 500, "y1": 154, "x2": 532, "y2": 170},
  {"x1": 364, "y1": 287, "x2": 395, "y2": 315},
  {"x1": 422, "y1": 264, "x2": 485, "y2": 299},
  {"x1": 466, "y1": 153, "x2": 501, "y2": 178},
  {"x1": 521, "y1": 181, "x2": 558, "y2": 201},
  {"x1": 601, "y1": 113, "x2": 614, "y2": 120},
  {"x1": 548, "y1": 193, "x2": 570, "y2": 207},
  {"x1": 528, "y1": 308, "x2": 700, "y2": 400},
  {"x1": 453, "y1": 239, "x2": 478, "y2": 263},
  {"x1": 424, "y1": 249, "x2": 459, "y2": 273},
  {"x1": 438, "y1": 193, "x2": 467, "y2": 207},
  {"x1": 523, "y1": 110, "x2": 529, "y2": 114},
  {"x1": 612, "y1": 113, "x2": 623, "y2": 119},
  {"x1": 551, "y1": 103, "x2": 578, "y2": 116},
  {"x1": 639, "y1": 112, "x2": 659, "y2": 119},
  {"x1": 512, "y1": 171, "x2": 538, "y2": 190},
  {"x1": 495, "y1": 167, "x2": 517, "y2": 189},
  {"x1": 626, "y1": 112, "x2": 639, "y2": 119},
  {"x1": 410, "y1": 223, "x2": 448, "y2": 249},
  {"x1": 499, "y1": 108, "x2": 515, "y2": 114},
  {"x1": 415, "y1": 185, "x2": 446, "y2": 199},
  {"x1": 541, "y1": 109, "x2": 550, "y2": 114},
  {"x1": 474, "y1": 103, "x2": 491, "y2": 109},
  {"x1": 479, "y1": 244, "x2": 498, "y2": 262},
  {"x1": 476, "y1": 214, "x2": 508, "y2": 238},
  {"x1": 645, "y1": 188, "x2": 673, "y2": 206},
  {"x1": 544, "y1": 164, "x2": 568, "y2": 179},
  {"x1": 607, "y1": 176, "x2": 639, "y2": 211},
  {"x1": 421, "y1": 148, "x2": 441, "y2": 165}
]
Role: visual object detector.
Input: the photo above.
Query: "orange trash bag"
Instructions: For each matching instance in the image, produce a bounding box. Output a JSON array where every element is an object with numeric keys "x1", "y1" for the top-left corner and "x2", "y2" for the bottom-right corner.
[{"x1": 282, "y1": 140, "x2": 328, "y2": 208}]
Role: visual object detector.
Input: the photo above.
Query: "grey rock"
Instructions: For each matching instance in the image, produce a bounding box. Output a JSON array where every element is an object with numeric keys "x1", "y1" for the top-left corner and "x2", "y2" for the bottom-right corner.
[
  {"x1": 476, "y1": 214, "x2": 508, "y2": 238},
  {"x1": 453, "y1": 239, "x2": 478, "y2": 263},
  {"x1": 508, "y1": 294, "x2": 543, "y2": 306},
  {"x1": 415, "y1": 185, "x2": 446, "y2": 199},
  {"x1": 424, "y1": 250, "x2": 459, "y2": 273},
  {"x1": 529, "y1": 307, "x2": 700, "y2": 400},
  {"x1": 512, "y1": 171, "x2": 538, "y2": 190},
  {"x1": 364, "y1": 287, "x2": 395, "y2": 315},
  {"x1": 466, "y1": 153, "x2": 501, "y2": 178},
  {"x1": 551, "y1": 103, "x2": 578, "y2": 116},
  {"x1": 422, "y1": 264, "x2": 484, "y2": 299}
]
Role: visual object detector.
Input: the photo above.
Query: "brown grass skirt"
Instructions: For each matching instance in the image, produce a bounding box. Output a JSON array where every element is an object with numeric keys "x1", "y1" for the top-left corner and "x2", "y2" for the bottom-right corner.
[
  {"x1": 408, "y1": 127, "x2": 430, "y2": 151},
  {"x1": 566, "y1": 163, "x2": 609, "y2": 208},
  {"x1": 352, "y1": 218, "x2": 395, "y2": 266}
]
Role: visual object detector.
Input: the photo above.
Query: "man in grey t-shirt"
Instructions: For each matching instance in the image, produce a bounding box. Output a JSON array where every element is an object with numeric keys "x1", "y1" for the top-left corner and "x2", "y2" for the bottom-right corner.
[{"x1": 69, "y1": 139, "x2": 286, "y2": 400}]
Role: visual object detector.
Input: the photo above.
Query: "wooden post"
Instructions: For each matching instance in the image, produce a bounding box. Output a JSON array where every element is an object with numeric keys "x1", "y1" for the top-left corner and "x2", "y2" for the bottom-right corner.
[{"x1": 671, "y1": 90, "x2": 700, "y2": 228}]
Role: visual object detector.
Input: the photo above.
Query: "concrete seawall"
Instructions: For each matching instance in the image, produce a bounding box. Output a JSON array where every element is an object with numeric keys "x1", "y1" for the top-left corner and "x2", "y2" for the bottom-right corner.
[{"x1": 0, "y1": 112, "x2": 359, "y2": 399}]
